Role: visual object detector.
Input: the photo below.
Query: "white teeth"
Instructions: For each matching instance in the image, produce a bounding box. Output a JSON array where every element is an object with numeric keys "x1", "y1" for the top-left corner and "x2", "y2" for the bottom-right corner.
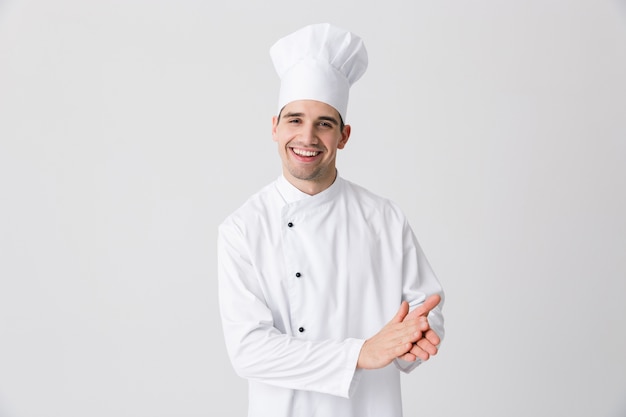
[{"x1": 292, "y1": 148, "x2": 319, "y2": 157}]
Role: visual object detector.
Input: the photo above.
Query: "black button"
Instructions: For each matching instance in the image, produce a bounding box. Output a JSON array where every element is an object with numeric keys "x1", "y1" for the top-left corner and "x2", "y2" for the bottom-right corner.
[
  {"x1": 295, "y1": 272, "x2": 301, "y2": 278},
  {"x1": 287, "y1": 222, "x2": 293, "y2": 227},
  {"x1": 298, "y1": 327, "x2": 305, "y2": 333}
]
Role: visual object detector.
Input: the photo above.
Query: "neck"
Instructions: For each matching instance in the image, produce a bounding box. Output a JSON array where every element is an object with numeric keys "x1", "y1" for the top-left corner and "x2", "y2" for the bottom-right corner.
[{"x1": 284, "y1": 169, "x2": 337, "y2": 196}]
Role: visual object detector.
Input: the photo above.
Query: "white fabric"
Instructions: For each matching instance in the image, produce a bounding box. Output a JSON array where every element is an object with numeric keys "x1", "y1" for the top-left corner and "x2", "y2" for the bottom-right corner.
[
  {"x1": 270, "y1": 23, "x2": 368, "y2": 121},
  {"x1": 217, "y1": 175, "x2": 445, "y2": 417}
]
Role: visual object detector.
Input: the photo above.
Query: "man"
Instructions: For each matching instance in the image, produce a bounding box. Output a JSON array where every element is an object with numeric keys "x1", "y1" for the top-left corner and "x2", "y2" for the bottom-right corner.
[{"x1": 217, "y1": 23, "x2": 444, "y2": 417}]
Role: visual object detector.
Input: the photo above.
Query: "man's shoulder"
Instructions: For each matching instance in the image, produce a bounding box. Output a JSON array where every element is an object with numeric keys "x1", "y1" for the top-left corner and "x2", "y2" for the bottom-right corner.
[
  {"x1": 341, "y1": 178, "x2": 401, "y2": 207},
  {"x1": 336, "y1": 179, "x2": 406, "y2": 226}
]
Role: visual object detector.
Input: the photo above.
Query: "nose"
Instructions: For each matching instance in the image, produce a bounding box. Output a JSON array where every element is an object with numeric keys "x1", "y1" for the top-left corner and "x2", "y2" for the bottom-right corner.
[{"x1": 298, "y1": 122, "x2": 318, "y2": 145}]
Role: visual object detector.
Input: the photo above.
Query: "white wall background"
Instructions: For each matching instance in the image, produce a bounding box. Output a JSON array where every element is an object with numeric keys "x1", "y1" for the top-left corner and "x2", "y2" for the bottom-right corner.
[{"x1": 1, "y1": 0, "x2": 625, "y2": 416}]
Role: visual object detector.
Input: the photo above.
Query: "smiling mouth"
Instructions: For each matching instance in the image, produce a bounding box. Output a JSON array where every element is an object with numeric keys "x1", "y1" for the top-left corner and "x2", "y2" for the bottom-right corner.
[{"x1": 291, "y1": 148, "x2": 321, "y2": 157}]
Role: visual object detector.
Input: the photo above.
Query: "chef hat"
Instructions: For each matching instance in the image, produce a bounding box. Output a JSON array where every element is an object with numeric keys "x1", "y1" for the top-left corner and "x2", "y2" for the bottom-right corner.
[{"x1": 270, "y1": 23, "x2": 368, "y2": 121}]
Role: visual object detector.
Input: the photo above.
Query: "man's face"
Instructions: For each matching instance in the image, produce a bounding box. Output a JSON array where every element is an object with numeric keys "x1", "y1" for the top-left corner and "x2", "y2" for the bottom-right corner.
[{"x1": 272, "y1": 100, "x2": 351, "y2": 195}]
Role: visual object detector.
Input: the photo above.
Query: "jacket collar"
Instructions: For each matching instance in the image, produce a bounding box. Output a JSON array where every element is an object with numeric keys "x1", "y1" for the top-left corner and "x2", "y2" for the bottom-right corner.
[{"x1": 276, "y1": 173, "x2": 342, "y2": 206}]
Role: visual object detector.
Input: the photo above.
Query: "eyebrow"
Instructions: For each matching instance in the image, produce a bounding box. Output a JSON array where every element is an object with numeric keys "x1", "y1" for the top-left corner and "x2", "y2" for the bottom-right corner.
[
  {"x1": 318, "y1": 115, "x2": 340, "y2": 126},
  {"x1": 282, "y1": 112, "x2": 339, "y2": 126},
  {"x1": 282, "y1": 112, "x2": 304, "y2": 119}
]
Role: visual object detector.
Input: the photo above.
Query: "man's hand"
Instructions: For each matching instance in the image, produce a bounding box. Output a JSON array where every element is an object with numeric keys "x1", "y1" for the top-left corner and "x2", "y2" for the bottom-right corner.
[
  {"x1": 356, "y1": 301, "x2": 423, "y2": 369},
  {"x1": 399, "y1": 294, "x2": 441, "y2": 362}
]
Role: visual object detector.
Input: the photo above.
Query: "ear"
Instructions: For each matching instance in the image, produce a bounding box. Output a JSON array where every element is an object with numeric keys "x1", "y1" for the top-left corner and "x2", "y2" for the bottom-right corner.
[
  {"x1": 271, "y1": 116, "x2": 279, "y2": 142},
  {"x1": 337, "y1": 124, "x2": 351, "y2": 149}
]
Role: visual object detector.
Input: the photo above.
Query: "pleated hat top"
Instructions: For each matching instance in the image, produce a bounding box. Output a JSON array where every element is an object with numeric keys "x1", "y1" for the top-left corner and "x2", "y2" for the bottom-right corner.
[{"x1": 270, "y1": 23, "x2": 368, "y2": 121}]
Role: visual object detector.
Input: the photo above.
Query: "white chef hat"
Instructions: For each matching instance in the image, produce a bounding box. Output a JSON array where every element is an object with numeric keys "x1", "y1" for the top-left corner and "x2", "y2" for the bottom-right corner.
[{"x1": 270, "y1": 23, "x2": 368, "y2": 121}]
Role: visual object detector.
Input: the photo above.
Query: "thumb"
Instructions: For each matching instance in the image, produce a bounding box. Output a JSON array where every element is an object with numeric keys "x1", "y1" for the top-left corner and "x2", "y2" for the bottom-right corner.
[{"x1": 391, "y1": 301, "x2": 410, "y2": 324}]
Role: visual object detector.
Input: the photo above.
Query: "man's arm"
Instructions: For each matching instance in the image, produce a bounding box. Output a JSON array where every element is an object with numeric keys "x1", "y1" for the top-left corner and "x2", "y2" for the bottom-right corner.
[
  {"x1": 218, "y1": 221, "x2": 364, "y2": 398},
  {"x1": 394, "y1": 217, "x2": 446, "y2": 370}
]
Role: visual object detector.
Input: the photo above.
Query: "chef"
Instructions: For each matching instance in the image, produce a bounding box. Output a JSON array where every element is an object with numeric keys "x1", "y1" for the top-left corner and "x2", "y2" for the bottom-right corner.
[{"x1": 217, "y1": 22, "x2": 445, "y2": 417}]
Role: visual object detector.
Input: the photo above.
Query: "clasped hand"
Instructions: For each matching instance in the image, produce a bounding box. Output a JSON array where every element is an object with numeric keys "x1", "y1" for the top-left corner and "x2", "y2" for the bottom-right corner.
[{"x1": 357, "y1": 294, "x2": 441, "y2": 370}]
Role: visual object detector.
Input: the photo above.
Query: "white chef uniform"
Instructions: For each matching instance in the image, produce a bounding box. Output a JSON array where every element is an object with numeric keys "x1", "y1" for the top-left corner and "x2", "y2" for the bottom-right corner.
[{"x1": 218, "y1": 174, "x2": 445, "y2": 417}]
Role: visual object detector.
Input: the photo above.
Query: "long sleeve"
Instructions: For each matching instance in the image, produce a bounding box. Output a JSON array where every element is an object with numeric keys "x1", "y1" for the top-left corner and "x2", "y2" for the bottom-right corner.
[
  {"x1": 217, "y1": 220, "x2": 364, "y2": 398},
  {"x1": 394, "y1": 218, "x2": 445, "y2": 373}
]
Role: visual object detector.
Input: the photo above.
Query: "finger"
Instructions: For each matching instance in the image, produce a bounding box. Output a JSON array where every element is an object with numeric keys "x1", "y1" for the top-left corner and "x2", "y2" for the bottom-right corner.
[
  {"x1": 416, "y1": 338, "x2": 438, "y2": 356},
  {"x1": 399, "y1": 352, "x2": 417, "y2": 362},
  {"x1": 410, "y1": 344, "x2": 430, "y2": 361},
  {"x1": 390, "y1": 301, "x2": 410, "y2": 324},
  {"x1": 423, "y1": 329, "x2": 440, "y2": 346},
  {"x1": 417, "y1": 316, "x2": 429, "y2": 332},
  {"x1": 384, "y1": 340, "x2": 416, "y2": 364},
  {"x1": 411, "y1": 294, "x2": 441, "y2": 318}
]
